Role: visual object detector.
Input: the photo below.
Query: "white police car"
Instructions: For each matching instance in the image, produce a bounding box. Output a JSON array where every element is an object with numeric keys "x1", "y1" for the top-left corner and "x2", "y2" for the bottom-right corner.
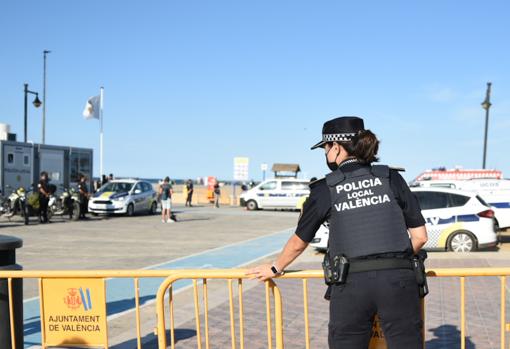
[
  {"x1": 310, "y1": 187, "x2": 498, "y2": 252},
  {"x1": 88, "y1": 179, "x2": 158, "y2": 216},
  {"x1": 412, "y1": 179, "x2": 510, "y2": 229},
  {"x1": 240, "y1": 179, "x2": 310, "y2": 210}
]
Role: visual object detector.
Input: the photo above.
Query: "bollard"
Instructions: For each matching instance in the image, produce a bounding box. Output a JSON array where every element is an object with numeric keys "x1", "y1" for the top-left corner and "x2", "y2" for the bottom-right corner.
[{"x1": 0, "y1": 235, "x2": 23, "y2": 349}]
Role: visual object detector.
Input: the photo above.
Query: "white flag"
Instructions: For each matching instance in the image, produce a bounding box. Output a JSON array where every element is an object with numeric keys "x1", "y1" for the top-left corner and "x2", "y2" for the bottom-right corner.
[{"x1": 83, "y1": 95, "x2": 101, "y2": 120}]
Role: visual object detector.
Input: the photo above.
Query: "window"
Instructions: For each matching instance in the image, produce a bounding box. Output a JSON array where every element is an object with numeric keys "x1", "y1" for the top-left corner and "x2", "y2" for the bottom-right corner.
[
  {"x1": 98, "y1": 182, "x2": 133, "y2": 193},
  {"x1": 7, "y1": 153, "x2": 14, "y2": 164},
  {"x1": 281, "y1": 181, "x2": 309, "y2": 191},
  {"x1": 448, "y1": 194, "x2": 470, "y2": 207},
  {"x1": 142, "y1": 182, "x2": 152, "y2": 192},
  {"x1": 70, "y1": 152, "x2": 91, "y2": 183},
  {"x1": 259, "y1": 181, "x2": 277, "y2": 191},
  {"x1": 134, "y1": 183, "x2": 143, "y2": 193},
  {"x1": 414, "y1": 191, "x2": 450, "y2": 210},
  {"x1": 23, "y1": 155, "x2": 30, "y2": 166}
]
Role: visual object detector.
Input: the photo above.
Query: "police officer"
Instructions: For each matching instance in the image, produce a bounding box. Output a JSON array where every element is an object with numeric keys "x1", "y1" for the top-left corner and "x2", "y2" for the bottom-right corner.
[
  {"x1": 38, "y1": 171, "x2": 50, "y2": 223},
  {"x1": 248, "y1": 116, "x2": 428, "y2": 349},
  {"x1": 78, "y1": 174, "x2": 90, "y2": 219}
]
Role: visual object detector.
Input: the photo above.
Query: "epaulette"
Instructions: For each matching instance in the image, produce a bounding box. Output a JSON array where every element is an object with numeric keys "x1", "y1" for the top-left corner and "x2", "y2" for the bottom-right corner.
[
  {"x1": 309, "y1": 177, "x2": 325, "y2": 189},
  {"x1": 389, "y1": 166, "x2": 406, "y2": 172}
]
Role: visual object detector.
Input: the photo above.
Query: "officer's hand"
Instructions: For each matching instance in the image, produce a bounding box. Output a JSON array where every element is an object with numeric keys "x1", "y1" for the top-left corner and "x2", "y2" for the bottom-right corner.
[{"x1": 246, "y1": 264, "x2": 275, "y2": 282}]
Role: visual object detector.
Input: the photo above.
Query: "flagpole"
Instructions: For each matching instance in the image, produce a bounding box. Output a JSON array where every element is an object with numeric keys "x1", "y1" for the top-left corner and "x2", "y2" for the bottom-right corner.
[{"x1": 100, "y1": 86, "x2": 104, "y2": 179}]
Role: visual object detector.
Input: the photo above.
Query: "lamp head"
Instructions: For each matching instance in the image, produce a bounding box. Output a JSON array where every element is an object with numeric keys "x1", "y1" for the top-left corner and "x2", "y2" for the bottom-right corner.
[{"x1": 33, "y1": 95, "x2": 42, "y2": 108}]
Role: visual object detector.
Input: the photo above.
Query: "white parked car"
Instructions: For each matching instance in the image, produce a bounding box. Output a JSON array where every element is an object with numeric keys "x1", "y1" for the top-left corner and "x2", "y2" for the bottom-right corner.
[
  {"x1": 412, "y1": 179, "x2": 510, "y2": 229},
  {"x1": 88, "y1": 179, "x2": 158, "y2": 216},
  {"x1": 240, "y1": 179, "x2": 310, "y2": 211},
  {"x1": 310, "y1": 187, "x2": 498, "y2": 253}
]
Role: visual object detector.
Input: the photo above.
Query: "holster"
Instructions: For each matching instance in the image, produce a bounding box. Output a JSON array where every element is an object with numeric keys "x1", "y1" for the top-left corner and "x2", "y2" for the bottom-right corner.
[
  {"x1": 412, "y1": 250, "x2": 429, "y2": 298},
  {"x1": 322, "y1": 251, "x2": 349, "y2": 286}
]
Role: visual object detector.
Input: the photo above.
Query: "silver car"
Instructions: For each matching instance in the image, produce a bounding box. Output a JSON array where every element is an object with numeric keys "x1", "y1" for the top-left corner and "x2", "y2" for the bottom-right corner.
[{"x1": 88, "y1": 179, "x2": 158, "y2": 216}]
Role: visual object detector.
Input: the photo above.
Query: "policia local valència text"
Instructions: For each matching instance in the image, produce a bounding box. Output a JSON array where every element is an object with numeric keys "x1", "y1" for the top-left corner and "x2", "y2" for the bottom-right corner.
[{"x1": 334, "y1": 177, "x2": 390, "y2": 212}]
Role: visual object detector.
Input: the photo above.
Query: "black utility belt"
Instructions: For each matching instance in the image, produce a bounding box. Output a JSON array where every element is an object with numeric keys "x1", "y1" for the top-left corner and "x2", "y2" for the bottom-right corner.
[
  {"x1": 349, "y1": 258, "x2": 412, "y2": 273},
  {"x1": 322, "y1": 252, "x2": 429, "y2": 298}
]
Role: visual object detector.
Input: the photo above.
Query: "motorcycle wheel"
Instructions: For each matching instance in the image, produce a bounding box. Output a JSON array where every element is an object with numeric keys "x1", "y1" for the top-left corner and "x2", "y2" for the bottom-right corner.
[
  {"x1": 24, "y1": 205, "x2": 29, "y2": 225},
  {"x1": 72, "y1": 202, "x2": 81, "y2": 221}
]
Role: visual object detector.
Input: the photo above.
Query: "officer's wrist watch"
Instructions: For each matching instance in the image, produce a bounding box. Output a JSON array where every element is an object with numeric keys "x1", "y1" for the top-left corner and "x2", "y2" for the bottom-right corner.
[{"x1": 271, "y1": 264, "x2": 284, "y2": 276}]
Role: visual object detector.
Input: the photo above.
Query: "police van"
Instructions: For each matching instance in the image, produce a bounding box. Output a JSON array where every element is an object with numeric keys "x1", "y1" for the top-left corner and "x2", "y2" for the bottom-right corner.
[
  {"x1": 310, "y1": 187, "x2": 498, "y2": 252},
  {"x1": 240, "y1": 179, "x2": 310, "y2": 210},
  {"x1": 413, "y1": 178, "x2": 510, "y2": 229}
]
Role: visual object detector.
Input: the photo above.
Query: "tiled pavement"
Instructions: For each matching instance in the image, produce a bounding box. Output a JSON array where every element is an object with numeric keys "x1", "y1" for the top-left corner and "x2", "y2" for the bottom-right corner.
[{"x1": 166, "y1": 255, "x2": 510, "y2": 349}]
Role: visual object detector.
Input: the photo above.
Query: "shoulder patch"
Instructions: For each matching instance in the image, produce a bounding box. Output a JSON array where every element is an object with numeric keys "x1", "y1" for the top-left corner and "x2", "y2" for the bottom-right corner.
[
  {"x1": 309, "y1": 177, "x2": 325, "y2": 189},
  {"x1": 371, "y1": 165, "x2": 390, "y2": 178}
]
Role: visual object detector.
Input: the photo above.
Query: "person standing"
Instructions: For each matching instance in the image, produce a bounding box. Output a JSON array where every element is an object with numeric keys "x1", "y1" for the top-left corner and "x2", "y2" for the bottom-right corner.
[
  {"x1": 248, "y1": 116, "x2": 428, "y2": 349},
  {"x1": 38, "y1": 171, "x2": 50, "y2": 223},
  {"x1": 78, "y1": 174, "x2": 90, "y2": 219},
  {"x1": 213, "y1": 182, "x2": 221, "y2": 208},
  {"x1": 159, "y1": 177, "x2": 174, "y2": 223},
  {"x1": 185, "y1": 179, "x2": 194, "y2": 207}
]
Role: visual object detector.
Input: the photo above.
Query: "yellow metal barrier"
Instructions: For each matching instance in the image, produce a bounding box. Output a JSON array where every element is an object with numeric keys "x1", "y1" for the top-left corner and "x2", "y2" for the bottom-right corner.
[
  {"x1": 0, "y1": 270, "x2": 186, "y2": 349},
  {"x1": 1, "y1": 268, "x2": 510, "y2": 348},
  {"x1": 155, "y1": 268, "x2": 510, "y2": 349}
]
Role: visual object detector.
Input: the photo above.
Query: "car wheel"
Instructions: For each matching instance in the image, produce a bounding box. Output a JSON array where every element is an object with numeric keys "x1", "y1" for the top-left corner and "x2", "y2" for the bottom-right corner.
[
  {"x1": 126, "y1": 203, "x2": 135, "y2": 217},
  {"x1": 246, "y1": 200, "x2": 258, "y2": 211},
  {"x1": 149, "y1": 202, "x2": 157, "y2": 215},
  {"x1": 448, "y1": 231, "x2": 477, "y2": 252}
]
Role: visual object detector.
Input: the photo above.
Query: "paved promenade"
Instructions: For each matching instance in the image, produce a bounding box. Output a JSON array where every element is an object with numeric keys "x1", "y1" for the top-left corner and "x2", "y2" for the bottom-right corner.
[{"x1": 1, "y1": 206, "x2": 509, "y2": 348}]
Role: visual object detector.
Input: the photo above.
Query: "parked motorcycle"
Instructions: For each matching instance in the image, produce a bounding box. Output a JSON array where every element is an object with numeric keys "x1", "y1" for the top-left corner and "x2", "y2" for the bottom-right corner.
[
  {"x1": 4, "y1": 186, "x2": 27, "y2": 220},
  {"x1": 23, "y1": 184, "x2": 57, "y2": 225},
  {"x1": 53, "y1": 187, "x2": 81, "y2": 220}
]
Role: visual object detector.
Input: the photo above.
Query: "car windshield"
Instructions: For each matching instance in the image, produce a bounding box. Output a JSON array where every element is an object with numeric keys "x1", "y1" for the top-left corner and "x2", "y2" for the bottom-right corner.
[{"x1": 99, "y1": 182, "x2": 133, "y2": 193}]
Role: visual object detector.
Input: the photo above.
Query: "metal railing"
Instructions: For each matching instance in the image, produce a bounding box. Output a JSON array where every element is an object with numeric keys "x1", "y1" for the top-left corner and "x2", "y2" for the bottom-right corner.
[
  {"x1": 0, "y1": 270, "x2": 184, "y2": 349},
  {"x1": 0, "y1": 268, "x2": 509, "y2": 349},
  {"x1": 155, "y1": 268, "x2": 510, "y2": 349}
]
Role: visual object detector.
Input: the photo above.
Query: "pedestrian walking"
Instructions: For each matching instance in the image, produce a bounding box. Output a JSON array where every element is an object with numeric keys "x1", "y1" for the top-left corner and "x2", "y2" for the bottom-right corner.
[
  {"x1": 185, "y1": 179, "x2": 194, "y2": 207},
  {"x1": 213, "y1": 182, "x2": 221, "y2": 208},
  {"x1": 37, "y1": 171, "x2": 50, "y2": 223},
  {"x1": 159, "y1": 176, "x2": 174, "y2": 223},
  {"x1": 248, "y1": 116, "x2": 429, "y2": 349}
]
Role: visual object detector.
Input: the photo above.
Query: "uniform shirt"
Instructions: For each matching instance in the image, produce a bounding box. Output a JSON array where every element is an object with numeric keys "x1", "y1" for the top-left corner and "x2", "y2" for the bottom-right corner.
[
  {"x1": 296, "y1": 161, "x2": 425, "y2": 244},
  {"x1": 38, "y1": 179, "x2": 49, "y2": 194},
  {"x1": 186, "y1": 182, "x2": 194, "y2": 192},
  {"x1": 78, "y1": 181, "x2": 89, "y2": 195}
]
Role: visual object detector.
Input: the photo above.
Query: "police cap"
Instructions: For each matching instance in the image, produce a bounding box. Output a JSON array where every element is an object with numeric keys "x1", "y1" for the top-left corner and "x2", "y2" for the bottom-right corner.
[{"x1": 310, "y1": 116, "x2": 365, "y2": 150}]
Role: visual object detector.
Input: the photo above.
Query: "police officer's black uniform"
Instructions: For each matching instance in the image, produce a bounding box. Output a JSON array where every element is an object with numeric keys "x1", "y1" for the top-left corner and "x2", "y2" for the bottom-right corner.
[
  {"x1": 38, "y1": 175, "x2": 50, "y2": 223},
  {"x1": 298, "y1": 117, "x2": 426, "y2": 348},
  {"x1": 78, "y1": 179, "x2": 89, "y2": 219}
]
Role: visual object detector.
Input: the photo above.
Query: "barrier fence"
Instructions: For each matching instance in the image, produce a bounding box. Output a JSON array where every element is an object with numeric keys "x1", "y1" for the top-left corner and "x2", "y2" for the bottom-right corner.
[{"x1": 0, "y1": 268, "x2": 510, "y2": 349}]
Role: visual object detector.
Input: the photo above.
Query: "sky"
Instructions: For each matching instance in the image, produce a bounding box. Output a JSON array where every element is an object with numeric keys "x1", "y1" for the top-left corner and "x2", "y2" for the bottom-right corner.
[{"x1": 1, "y1": 1, "x2": 509, "y2": 182}]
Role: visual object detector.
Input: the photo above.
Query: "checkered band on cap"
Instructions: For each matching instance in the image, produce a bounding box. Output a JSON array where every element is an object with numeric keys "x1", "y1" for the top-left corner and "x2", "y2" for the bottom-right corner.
[{"x1": 322, "y1": 133, "x2": 356, "y2": 142}]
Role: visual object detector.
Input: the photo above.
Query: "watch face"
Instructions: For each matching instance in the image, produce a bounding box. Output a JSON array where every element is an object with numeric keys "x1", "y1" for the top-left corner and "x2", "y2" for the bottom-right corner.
[{"x1": 271, "y1": 266, "x2": 278, "y2": 274}]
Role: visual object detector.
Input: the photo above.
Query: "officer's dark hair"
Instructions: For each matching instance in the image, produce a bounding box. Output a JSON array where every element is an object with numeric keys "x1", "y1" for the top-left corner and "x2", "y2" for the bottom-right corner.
[
  {"x1": 329, "y1": 129, "x2": 380, "y2": 164},
  {"x1": 164, "y1": 176, "x2": 170, "y2": 182}
]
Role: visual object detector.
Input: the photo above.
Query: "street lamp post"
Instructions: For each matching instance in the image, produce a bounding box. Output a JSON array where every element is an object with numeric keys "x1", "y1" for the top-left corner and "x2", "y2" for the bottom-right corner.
[
  {"x1": 24, "y1": 83, "x2": 42, "y2": 143},
  {"x1": 481, "y1": 82, "x2": 492, "y2": 169},
  {"x1": 42, "y1": 50, "x2": 51, "y2": 144}
]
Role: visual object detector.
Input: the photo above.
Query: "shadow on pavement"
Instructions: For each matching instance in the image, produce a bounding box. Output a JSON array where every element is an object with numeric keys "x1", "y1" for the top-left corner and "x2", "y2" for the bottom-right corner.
[
  {"x1": 426, "y1": 325, "x2": 475, "y2": 349},
  {"x1": 110, "y1": 328, "x2": 196, "y2": 349}
]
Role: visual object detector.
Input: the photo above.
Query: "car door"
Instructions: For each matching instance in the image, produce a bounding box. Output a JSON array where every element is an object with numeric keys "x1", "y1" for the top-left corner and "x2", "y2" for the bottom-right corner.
[
  {"x1": 281, "y1": 181, "x2": 310, "y2": 208},
  {"x1": 413, "y1": 191, "x2": 455, "y2": 248},
  {"x1": 132, "y1": 182, "x2": 145, "y2": 212},
  {"x1": 142, "y1": 182, "x2": 154, "y2": 211},
  {"x1": 257, "y1": 181, "x2": 279, "y2": 207}
]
